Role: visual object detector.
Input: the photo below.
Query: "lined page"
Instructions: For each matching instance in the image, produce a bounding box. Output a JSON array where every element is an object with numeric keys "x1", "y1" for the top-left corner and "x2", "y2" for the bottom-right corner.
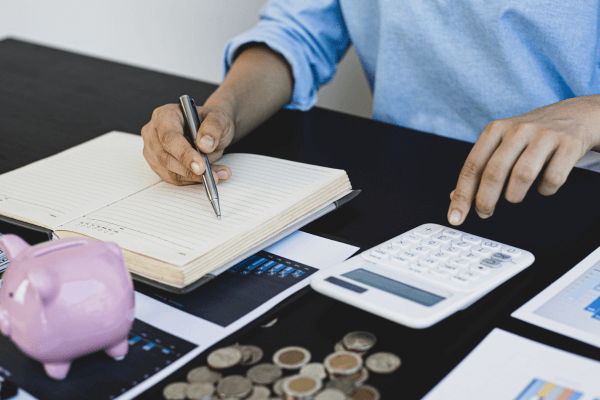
[
  {"x1": 0, "y1": 132, "x2": 161, "y2": 229},
  {"x1": 57, "y1": 154, "x2": 346, "y2": 266}
]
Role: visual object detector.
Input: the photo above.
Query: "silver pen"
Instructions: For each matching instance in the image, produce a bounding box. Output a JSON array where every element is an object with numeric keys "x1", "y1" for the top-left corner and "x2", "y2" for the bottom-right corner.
[{"x1": 179, "y1": 95, "x2": 221, "y2": 220}]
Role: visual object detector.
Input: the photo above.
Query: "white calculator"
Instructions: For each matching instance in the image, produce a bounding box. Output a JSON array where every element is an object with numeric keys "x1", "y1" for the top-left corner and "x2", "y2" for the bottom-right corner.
[{"x1": 310, "y1": 223, "x2": 534, "y2": 329}]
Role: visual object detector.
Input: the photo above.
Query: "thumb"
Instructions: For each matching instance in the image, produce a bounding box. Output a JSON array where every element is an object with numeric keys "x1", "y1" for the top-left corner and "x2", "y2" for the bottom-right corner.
[{"x1": 196, "y1": 108, "x2": 230, "y2": 154}]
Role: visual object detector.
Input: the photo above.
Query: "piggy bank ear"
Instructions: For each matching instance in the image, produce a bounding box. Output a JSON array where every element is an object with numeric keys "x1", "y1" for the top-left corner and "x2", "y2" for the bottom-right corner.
[
  {"x1": 107, "y1": 242, "x2": 123, "y2": 258},
  {"x1": 28, "y1": 268, "x2": 59, "y2": 305},
  {"x1": 0, "y1": 234, "x2": 31, "y2": 261}
]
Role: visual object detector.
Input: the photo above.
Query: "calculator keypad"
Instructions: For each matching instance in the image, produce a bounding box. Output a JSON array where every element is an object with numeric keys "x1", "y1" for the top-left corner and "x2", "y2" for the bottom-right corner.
[{"x1": 360, "y1": 224, "x2": 525, "y2": 292}]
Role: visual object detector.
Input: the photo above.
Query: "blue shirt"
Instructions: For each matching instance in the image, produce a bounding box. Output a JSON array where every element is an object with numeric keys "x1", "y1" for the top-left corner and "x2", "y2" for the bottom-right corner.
[{"x1": 224, "y1": 0, "x2": 600, "y2": 143}]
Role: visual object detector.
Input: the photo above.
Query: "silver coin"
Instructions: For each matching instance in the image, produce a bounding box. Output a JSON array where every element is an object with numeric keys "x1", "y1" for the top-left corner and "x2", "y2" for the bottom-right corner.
[
  {"x1": 351, "y1": 385, "x2": 381, "y2": 400},
  {"x1": 299, "y1": 362, "x2": 327, "y2": 380},
  {"x1": 353, "y1": 367, "x2": 370, "y2": 385},
  {"x1": 233, "y1": 344, "x2": 254, "y2": 365},
  {"x1": 207, "y1": 347, "x2": 243, "y2": 370},
  {"x1": 186, "y1": 382, "x2": 215, "y2": 400},
  {"x1": 324, "y1": 351, "x2": 363, "y2": 376},
  {"x1": 246, "y1": 363, "x2": 283, "y2": 385},
  {"x1": 342, "y1": 331, "x2": 377, "y2": 352},
  {"x1": 282, "y1": 374, "x2": 323, "y2": 397},
  {"x1": 216, "y1": 375, "x2": 253, "y2": 398},
  {"x1": 187, "y1": 366, "x2": 222, "y2": 384},
  {"x1": 247, "y1": 385, "x2": 271, "y2": 400},
  {"x1": 315, "y1": 388, "x2": 349, "y2": 400},
  {"x1": 272, "y1": 346, "x2": 311, "y2": 369},
  {"x1": 241, "y1": 345, "x2": 264, "y2": 366},
  {"x1": 365, "y1": 352, "x2": 401, "y2": 374},
  {"x1": 325, "y1": 377, "x2": 355, "y2": 396},
  {"x1": 162, "y1": 382, "x2": 189, "y2": 400},
  {"x1": 272, "y1": 377, "x2": 287, "y2": 397},
  {"x1": 335, "y1": 340, "x2": 367, "y2": 356},
  {"x1": 260, "y1": 318, "x2": 278, "y2": 328}
]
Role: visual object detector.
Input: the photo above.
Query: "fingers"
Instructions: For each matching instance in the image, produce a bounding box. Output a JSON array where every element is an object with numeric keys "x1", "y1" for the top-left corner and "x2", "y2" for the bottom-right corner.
[
  {"x1": 537, "y1": 136, "x2": 581, "y2": 196},
  {"x1": 196, "y1": 108, "x2": 232, "y2": 154},
  {"x1": 447, "y1": 121, "x2": 504, "y2": 225}
]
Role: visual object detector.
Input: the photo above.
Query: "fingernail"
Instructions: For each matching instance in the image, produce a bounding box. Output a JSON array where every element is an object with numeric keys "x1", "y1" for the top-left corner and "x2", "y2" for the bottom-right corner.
[
  {"x1": 449, "y1": 210, "x2": 461, "y2": 224},
  {"x1": 217, "y1": 170, "x2": 229, "y2": 179},
  {"x1": 191, "y1": 162, "x2": 202, "y2": 175},
  {"x1": 476, "y1": 210, "x2": 491, "y2": 219},
  {"x1": 200, "y1": 136, "x2": 214, "y2": 148}
]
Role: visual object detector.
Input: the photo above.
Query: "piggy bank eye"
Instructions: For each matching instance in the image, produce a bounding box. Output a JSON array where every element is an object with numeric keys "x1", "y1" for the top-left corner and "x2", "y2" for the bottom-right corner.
[{"x1": 8, "y1": 292, "x2": 13, "y2": 298}]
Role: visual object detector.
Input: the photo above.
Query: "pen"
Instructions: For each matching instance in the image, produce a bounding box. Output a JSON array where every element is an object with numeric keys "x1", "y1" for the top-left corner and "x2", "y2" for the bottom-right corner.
[{"x1": 179, "y1": 95, "x2": 222, "y2": 220}]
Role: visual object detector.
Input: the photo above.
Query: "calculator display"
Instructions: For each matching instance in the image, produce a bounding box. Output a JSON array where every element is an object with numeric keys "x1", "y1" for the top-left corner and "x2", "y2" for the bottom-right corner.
[{"x1": 343, "y1": 269, "x2": 445, "y2": 307}]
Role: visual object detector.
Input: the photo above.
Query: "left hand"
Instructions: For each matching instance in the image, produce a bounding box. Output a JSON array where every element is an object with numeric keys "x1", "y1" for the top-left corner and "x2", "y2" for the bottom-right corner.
[{"x1": 448, "y1": 95, "x2": 600, "y2": 225}]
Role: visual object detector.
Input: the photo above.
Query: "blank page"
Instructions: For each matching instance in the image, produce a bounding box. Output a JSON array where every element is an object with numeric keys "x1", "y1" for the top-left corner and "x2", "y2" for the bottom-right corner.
[
  {"x1": 0, "y1": 132, "x2": 161, "y2": 229},
  {"x1": 58, "y1": 154, "x2": 347, "y2": 266}
]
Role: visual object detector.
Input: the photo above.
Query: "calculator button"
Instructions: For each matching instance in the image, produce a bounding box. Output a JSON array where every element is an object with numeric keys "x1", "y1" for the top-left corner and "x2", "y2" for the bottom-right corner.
[
  {"x1": 391, "y1": 239, "x2": 412, "y2": 249},
  {"x1": 430, "y1": 251, "x2": 451, "y2": 262},
  {"x1": 372, "y1": 249, "x2": 389, "y2": 257},
  {"x1": 462, "y1": 252, "x2": 483, "y2": 262},
  {"x1": 421, "y1": 239, "x2": 442, "y2": 250},
  {"x1": 413, "y1": 224, "x2": 444, "y2": 238},
  {"x1": 491, "y1": 252, "x2": 512, "y2": 262},
  {"x1": 402, "y1": 234, "x2": 421, "y2": 243},
  {"x1": 459, "y1": 271, "x2": 480, "y2": 281},
  {"x1": 462, "y1": 235, "x2": 482, "y2": 245},
  {"x1": 443, "y1": 228, "x2": 462, "y2": 238},
  {"x1": 501, "y1": 246, "x2": 522, "y2": 257},
  {"x1": 418, "y1": 257, "x2": 439, "y2": 268},
  {"x1": 379, "y1": 244, "x2": 400, "y2": 255},
  {"x1": 448, "y1": 258, "x2": 471, "y2": 269},
  {"x1": 452, "y1": 241, "x2": 471, "y2": 251},
  {"x1": 432, "y1": 234, "x2": 453, "y2": 244},
  {"x1": 471, "y1": 246, "x2": 492, "y2": 257},
  {"x1": 362, "y1": 252, "x2": 389, "y2": 263},
  {"x1": 481, "y1": 240, "x2": 501, "y2": 251},
  {"x1": 439, "y1": 264, "x2": 460, "y2": 274},
  {"x1": 480, "y1": 258, "x2": 502, "y2": 268},
  {"x1": 389, "y1": 255, "x2": 411, "y2": 266},
  {"x1": 407, "y1": 265, "x2": 426, "y2": 275},
  {"x1": 401, "y1": 251, "x2": 420, "y2": 262},
  {"x1": 451, "y1": 276, "x2": 470, "y2": 286},
  {"x1": 470, "y1": 265, "x2": 491, "y2": 275},
  {"x1": 430, "y1": 269, "x2": 450, "y2": 279},
  {"x1": 440, "y1": 246, "x2": 461, "y2": 256},
  {"x1": 409, "y1": 245, "x2": 430, "y2": 256}
]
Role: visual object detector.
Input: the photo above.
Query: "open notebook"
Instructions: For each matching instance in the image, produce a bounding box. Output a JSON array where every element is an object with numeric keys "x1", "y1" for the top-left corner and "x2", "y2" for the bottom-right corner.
[{"x1": 0, "y1": 132, "x2": 355, "y2": 292}]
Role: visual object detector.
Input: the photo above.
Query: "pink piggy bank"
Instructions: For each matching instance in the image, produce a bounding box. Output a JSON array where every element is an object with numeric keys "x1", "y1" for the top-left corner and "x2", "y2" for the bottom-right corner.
[{"x1": 0, "y1": 235, "x2": 135, "y2": 380}]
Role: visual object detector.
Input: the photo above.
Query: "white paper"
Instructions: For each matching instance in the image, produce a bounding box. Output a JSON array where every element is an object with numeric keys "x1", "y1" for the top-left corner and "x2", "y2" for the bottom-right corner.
[
  {"x1": 512, "y1": 246, "x2": 600, "y2": 348},
  {"x1": 424, "y1": 329, "x2": 600, "y2": 400},
  {"x1": 119, "y1": 231, "x2": 358, "y2": 400}
]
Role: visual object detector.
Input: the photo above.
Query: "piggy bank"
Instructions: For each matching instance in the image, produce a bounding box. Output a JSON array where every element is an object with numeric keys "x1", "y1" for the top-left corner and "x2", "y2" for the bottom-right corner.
[{"x1": 0, "y1": 235, "x2": 135, "y2": 380}]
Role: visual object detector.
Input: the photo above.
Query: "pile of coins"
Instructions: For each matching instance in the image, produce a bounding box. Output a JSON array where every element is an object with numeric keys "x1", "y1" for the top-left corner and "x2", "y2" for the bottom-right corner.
[{"x1": 163, "y1": 332, "x2": 401, "y2": 400}]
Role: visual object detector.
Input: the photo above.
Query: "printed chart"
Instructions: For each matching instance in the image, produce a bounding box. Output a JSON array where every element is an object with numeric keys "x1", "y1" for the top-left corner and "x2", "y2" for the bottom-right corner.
[{"x1": 515, "y1": 379, "x2": 583, "y2": 400}]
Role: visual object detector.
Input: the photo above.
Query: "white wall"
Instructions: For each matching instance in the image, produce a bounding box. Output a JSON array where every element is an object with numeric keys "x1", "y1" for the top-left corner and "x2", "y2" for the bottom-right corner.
[{"x1": 0, "y1": 0, "x2": 372, "y2": 119}]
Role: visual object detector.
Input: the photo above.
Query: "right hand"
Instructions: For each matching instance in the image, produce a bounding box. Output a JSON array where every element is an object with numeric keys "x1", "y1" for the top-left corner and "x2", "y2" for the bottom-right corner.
[{"x1": 141, "y1": 103, "x2": 234, "y2": 185}]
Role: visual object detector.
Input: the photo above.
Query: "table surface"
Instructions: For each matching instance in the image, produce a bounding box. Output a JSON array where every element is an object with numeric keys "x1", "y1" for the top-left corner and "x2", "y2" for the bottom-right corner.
[{"x1": 2, "y1": 38, "x2": 600, "y2": 399}]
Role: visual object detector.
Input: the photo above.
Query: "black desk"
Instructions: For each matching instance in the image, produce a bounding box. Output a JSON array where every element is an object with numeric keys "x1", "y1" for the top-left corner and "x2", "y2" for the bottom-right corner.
[{"x1": 2, "y1": 38, "x2": 600, "y2": 399}]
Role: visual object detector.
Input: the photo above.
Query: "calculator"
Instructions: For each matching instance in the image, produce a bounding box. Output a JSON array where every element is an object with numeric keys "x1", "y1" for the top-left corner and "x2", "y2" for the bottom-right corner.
[{"x1": 310, "y1": 223, "x2": 534, "y2": 328}]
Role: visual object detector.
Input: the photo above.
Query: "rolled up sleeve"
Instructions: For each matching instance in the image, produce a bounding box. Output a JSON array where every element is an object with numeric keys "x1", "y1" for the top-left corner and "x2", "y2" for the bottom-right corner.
[{"x1": 224, "y1": 0, "x2": 351, "y2": 111}]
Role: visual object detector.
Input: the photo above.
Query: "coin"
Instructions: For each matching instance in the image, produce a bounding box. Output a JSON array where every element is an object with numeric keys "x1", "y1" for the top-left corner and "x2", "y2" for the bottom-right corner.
[
  {"x1": 299, "y1": 362, "x2": 327, "y2": 380},
  {"x1": 234, "y1": 344, "x2": 254, "y2": 364},
  {"x1": 325, "y1": 377, "x2": 355, "y2": 397},
  {"x1": 260, "y1": 318, "x2": 278, "y2": 328},
  {"x1": 351, "y1": 385, "x2": 380, "y2": 400},
  {"x1": 241, "y1": 345, "x2": 264, "y2": 366},
  {"x1": 216, "y1": 375, "x2": 253, "y2": 399},
  {"x1": 316, "y1": 388, "x2": 349, "y2": 400},
  {"x1": 273, "y1": 346, "x2": 311, "y2": 369},
  {"x1": 163, "y1": 382, "x2": 189, "y2": 400},
  {"x1": 365, "y1": 352, "x2": 401, "y2": 374},
  {"x1": 342, "y1": 332, "x2": 377, "y2": 352},
  {"x1": 246, "y1": 363, "x2": 283, "y2": 385},
  {"x1": 187, "y1": 366, "x2": 222, "y2": 384},
  {"x1": 247, "y1": 385, "x2": 271, "y2": 400},
  {"x1": 335, "y1": 340, "x2": 367, "y2": 356},
  {"x1": 272, "y1": 377, "x2": 287, "y2": 397},
  {"x1": 186, "y1": 382, "x2": 215, "y2": 400},
  {"x1": 282, "y1": 375, "x2": 323, "y2": 397},
  {"x1": 324, "y1": 351, "x2": 363, "y2": 376},
  {"x1": 207, "y1": 347, "x2": 243, "y2": 370}
]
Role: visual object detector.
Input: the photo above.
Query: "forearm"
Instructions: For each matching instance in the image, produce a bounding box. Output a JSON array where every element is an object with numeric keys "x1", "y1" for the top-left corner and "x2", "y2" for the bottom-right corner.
[{"x1": 204, "y1": 44, "x2": 294, "y2": 142}]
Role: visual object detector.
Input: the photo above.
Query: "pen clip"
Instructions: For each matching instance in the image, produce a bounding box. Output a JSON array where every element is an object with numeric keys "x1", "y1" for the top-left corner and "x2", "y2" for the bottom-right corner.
[{"x1": 190, "y1": 98, "x2": 202, "y2": 128}]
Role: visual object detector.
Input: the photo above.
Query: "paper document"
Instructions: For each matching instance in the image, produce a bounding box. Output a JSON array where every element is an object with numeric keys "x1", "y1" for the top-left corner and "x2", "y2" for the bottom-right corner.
[
  {"x1": 0, "y1": 231, "x2": 359, "y2": 400},
  {"x1": 423, "y1": 329, "x2": 600, "y2": 400},
  {"x1": 512, "y1": 245, "x2": 600, "y2": 348}
]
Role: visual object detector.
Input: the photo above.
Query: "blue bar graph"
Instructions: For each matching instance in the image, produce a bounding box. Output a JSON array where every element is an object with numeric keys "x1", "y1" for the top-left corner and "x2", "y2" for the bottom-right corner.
[
  {"x1": 292, "y1": 270, "x2": 306, "y2": 278},
  {"x1": 228, "y1": 255, "x2": 259, "y2": 273},
  {"x1": 279, "y1": 266, "x2": 295, "y2": 277},
  {"x1": 255, "y1": 260, "x2": 277, "y2": 274},
  {"x1": 585, "y1": 295, "x2": 600, "y2": 313},
  {"x1": 241, "y1": 258, "x2": 268, "y2": 275},
  {"x1": 268, "y1": 263, "x2": 286, "y2": 275}
]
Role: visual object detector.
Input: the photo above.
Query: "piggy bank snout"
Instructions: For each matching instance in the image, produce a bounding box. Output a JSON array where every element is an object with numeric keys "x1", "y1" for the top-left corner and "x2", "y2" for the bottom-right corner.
[{"x1": 0, "y1": 307, "x2": 10, "y2": 337}]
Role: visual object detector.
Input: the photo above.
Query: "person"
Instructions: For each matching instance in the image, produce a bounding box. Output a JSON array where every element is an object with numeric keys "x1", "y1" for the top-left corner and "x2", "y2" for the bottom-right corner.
[{"x1": 141, "y1": 0, "x2": 600, "y2": 226}]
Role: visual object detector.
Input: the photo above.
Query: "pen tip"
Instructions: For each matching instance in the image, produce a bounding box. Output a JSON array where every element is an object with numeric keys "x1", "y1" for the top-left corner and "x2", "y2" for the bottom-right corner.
[{"x1": 218, "y1": 215, "x2": 221, "y2": 220}]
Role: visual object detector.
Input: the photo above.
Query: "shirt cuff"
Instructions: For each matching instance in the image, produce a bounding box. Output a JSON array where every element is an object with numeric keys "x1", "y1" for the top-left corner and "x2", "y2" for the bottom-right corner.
[{"x1": 223, "y1": 27, "x2": 318, "y2": 111}]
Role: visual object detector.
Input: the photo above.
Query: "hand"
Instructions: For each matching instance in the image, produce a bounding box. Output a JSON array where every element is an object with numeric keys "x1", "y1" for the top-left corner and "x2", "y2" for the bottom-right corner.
[
  {"x1": 448, "y1": 95, "x2": 600, "y2": 225},
  {"x1": 141, "y1": 103, "x2": 234, "y2": 185}
]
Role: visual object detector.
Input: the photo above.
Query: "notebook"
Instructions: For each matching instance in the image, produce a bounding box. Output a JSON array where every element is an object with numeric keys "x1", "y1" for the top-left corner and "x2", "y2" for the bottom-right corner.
[{"x1": 0, "y1": 132, "x2": 355, "y2": 292}]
